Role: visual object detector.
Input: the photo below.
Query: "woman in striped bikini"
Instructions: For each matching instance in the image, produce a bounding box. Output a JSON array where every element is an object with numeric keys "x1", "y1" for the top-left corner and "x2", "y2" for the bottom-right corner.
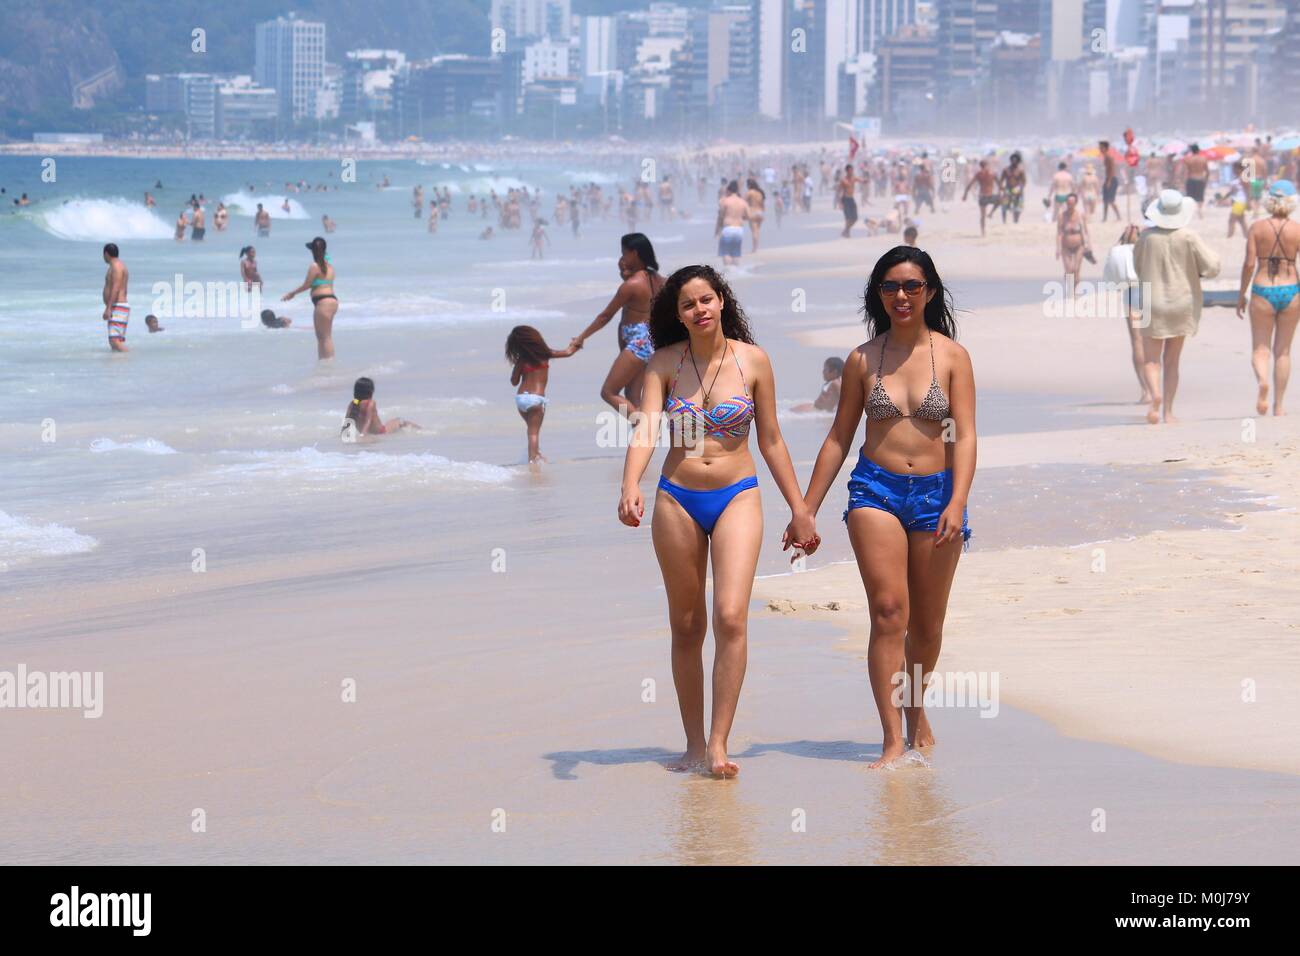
[{"x1": 618, "y1": 265, "x2": 816, "y2": 778}]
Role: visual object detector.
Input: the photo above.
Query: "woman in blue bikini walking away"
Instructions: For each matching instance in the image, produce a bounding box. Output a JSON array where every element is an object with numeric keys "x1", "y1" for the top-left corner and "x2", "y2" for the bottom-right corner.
[
  {"x1": 570, "y1": 233, "x2": 664, "y2": 416},
  {"x1": 1237, "y1": 180, "x2": 1299, "y2": 416},
  {"x1": 618, "y1": 265, "x2": 816, "y2": 778},
  {"x1": 799, "y1": 246, "x2": 975, "y2": 769}
]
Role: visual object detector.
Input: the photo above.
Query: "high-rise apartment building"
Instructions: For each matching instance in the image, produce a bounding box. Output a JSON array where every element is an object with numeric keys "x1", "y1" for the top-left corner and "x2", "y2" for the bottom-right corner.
[
  {"x1": 255, "y1": 15, "x2": 326, "y2": 123},
  {"x1": 490, "y1": 0, "x2": 573, "y2": 41}
]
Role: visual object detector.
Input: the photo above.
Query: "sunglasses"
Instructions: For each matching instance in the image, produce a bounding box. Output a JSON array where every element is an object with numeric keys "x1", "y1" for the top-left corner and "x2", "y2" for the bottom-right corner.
[{"x1": 879, "y1": 279, "x2": 927, "y2": 296}]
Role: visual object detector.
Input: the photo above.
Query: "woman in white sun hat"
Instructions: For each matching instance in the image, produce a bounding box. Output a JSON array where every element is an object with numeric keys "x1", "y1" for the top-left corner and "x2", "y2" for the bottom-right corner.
[{"x1": 1133, "y1": 189, "x2": 1221, "y2": 424}]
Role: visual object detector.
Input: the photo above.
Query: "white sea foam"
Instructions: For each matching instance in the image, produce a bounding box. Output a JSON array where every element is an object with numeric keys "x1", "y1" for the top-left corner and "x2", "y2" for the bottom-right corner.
[
  {"x1": 0, "y1": 511, "x2": 98, "y2": 570},
  {"x1": 445, "y1": 175, "x2": 532, "y2": 196},
  {"x1": 37, "y1": 198, "x2": 174, "y2": 241},
  {"x1": 213, "y1": 447, "x2": 513, "y2": 486},
  {"x1": 221, "y1": 193, "x2": 310, "y2": 220},
  {"x1": 89, "y1": 438, "x2": 178, "y2": 455},
  {"x1": 562, "y1": 170, "x2": 621, "y2": 185}
]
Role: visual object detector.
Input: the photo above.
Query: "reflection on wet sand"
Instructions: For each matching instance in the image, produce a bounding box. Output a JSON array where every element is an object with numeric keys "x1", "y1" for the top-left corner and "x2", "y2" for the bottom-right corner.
[
  {"x1": 669, "y1": 774, "x2": 760, "y2": 866},
  {"x1": 862, "y1": 764, "x2": 986, "y2": 865}
]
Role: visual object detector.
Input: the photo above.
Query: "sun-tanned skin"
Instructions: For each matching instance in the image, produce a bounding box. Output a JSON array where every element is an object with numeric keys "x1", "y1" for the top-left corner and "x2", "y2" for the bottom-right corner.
[
  {"x1": 1238, "y1": 203, "x2": 1299, "y2": 416},
  {"x1": 798, "y1": 261, "x2": 976, "y2": 768},
  {"x1": 619, "y1": 275, "x2": 815, "y2": 777},
  {"x1": 570, "y1": 250, "x2": 665, "y2": 416},
  {"x1": 102, "y1": 249, "x2": 129, "y2": 353}
]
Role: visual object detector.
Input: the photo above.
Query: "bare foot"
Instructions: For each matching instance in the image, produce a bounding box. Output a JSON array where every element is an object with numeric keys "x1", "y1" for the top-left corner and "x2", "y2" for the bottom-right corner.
[
  {"x1": 869, "y1": 738, "x2": 907, "y2": 769},
  {"x1": 1146, "y1": 396, "x2": 1161, "y2": 424},
  {"x1": 1164, "y1": 412, "x2": 1179, "y2": 424},
  {"x1": 1257, "y1": 383, "x2": 1270, "y2": 416},
  {"x1": 666, "y1": 750, "x2": 707, "y2": 773},
  {"x1": 907, "y1": 710, "x2": 936, "y2": 749},
  {"x1": 1275, "y1": 403, "x2": 1286, "y2": 416},
  {"x1": 706, "y1": 745, "x2": 739, "y2": 778}
]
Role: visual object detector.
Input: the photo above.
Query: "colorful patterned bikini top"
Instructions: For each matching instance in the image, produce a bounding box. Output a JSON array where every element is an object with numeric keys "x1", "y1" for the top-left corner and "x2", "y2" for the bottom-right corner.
[
  {"x1": 866, "y1": 329, "x2": 950, "y2": 422},
  {"x1": 665, "y1": 341, "x2": 755, "y2": 440}
]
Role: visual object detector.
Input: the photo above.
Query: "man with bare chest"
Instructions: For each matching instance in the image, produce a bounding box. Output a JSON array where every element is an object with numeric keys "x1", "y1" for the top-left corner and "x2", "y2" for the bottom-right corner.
[{"x1": 102, "y1": 243, "x2": 130, "y2": 352}]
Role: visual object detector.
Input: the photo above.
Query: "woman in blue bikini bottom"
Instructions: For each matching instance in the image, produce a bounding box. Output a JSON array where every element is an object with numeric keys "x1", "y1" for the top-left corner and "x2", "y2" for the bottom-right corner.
[
  {"x1": 1240, "y1": 180, "x2": 1300, "y2": 416},
  {"x1": 618, "y1": 265, "x2": 816, "y2": 778}
]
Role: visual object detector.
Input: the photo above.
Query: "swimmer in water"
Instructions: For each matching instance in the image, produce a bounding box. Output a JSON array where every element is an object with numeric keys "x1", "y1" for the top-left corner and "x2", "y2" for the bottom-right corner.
[
  {"x1": 282, "y1": 236, "x2": 338, "y2": 360},
  {"x1": 240, "y1": 246, "x2": 262, "y2": 291},
  {"x1": 342, "y1": 377, "x2": 420, "y2": 439}
]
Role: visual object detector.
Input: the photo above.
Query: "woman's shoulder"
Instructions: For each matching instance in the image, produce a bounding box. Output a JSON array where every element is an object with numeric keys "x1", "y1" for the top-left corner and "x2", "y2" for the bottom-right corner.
[
  {"x1": 648, "y1": 340, "x2": 687, "y2": 372},
  {"x1": 934, "y1": 332, "x2": 970, "y2": 364}
]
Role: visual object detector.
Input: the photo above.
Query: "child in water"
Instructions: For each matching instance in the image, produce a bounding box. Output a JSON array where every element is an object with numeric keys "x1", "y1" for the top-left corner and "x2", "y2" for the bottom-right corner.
[
  {"x1": 792, "y1": 356, "x2": 844, "y2": 413},
  {"x1": 506, "y1": 326, "x2": 577, "y2": 463},
  {"x1": 529, "y1": 219, "x2": 550, "y2": 259},
  {"x1": 342, "y1": 377, "x2": 420, "y2": 439}
]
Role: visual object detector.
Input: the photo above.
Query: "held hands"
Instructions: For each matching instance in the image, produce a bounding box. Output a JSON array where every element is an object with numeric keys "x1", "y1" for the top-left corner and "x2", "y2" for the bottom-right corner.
[
  {"x1": 781, "y1": 508, "x2": 820, "y2": 558},
  {"x1": 618, "y1": 485, "x2": 644, "y2": 527},
  {"x1": 567, "y1": 336, "x2": 584, "y2": 353}
]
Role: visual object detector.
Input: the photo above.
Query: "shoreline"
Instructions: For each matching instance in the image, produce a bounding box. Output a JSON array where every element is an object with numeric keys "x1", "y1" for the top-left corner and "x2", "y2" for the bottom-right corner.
[{"x1": 756, "y1": 416, "x2": 1300, "y2": 778}]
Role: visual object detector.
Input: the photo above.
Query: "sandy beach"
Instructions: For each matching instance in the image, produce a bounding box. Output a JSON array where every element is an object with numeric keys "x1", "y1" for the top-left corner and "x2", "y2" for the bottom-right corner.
[{"x1": 3, "y1": 149, "x2": 1299, "y2": 864}]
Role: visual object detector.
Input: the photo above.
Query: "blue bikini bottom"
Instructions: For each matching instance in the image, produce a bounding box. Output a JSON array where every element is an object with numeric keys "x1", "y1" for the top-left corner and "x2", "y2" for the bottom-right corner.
[
  {"x1": 1252, "y1": 284, "x2": 1299, "y2": 314},
  {"x1": 657, "y1": 474, "x2": 758, "y2": 535}
]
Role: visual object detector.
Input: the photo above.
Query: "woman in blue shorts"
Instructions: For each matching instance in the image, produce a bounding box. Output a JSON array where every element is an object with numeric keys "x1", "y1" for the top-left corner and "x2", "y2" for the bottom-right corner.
[{"x1": 799, "y1": 246, "x2": 976, "y2": 768}]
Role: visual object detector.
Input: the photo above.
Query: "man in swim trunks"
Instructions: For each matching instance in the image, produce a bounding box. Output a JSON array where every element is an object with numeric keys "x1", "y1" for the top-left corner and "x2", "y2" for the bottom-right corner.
[
  {"x1": 191, "y1": 200, "x2": 206, "y2": 240},
  {"x1": 1100, "y1": 140, "x2": 1121, "y2": 222},
  {"x1": 1048, "y1": 162, "x2": 1075, "y2": 223},
  {"x1": 962, "y1": 159, "x2": 1000, "y2": 236},
  {"x1": 254, "y1": 204, "x2": 271, "y2": 237},
  {"x1": 716, "y1": 180, "x2": 749, "y2": 266},
  {"x1": 1182, "y1": 144, "x2": 1208, "y2": 216},
  {"x1": 101, "y1": 243, "x2": 129, "y2": 353}
]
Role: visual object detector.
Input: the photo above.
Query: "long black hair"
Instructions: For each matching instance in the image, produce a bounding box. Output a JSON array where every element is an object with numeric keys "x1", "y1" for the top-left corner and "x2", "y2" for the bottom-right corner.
[
  {"x1": 306, "y1": 236, "x2": 327, "y2": 269},
  {"x1": 861, "y1": 245, "x2": 957, "y2": 339},
  {"x1": 649, "y1": 264, "x2": 755, "y2": 349},
  {"x1": 620, "y1": 232, "x2": 659, "y2": 273}
]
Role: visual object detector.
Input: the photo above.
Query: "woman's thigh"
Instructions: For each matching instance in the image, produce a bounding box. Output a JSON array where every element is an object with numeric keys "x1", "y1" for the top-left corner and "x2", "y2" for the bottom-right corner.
[
  {"x1": 846, "y1": 506, "x2": 911, "y2": 623},
  {"x1": 603, "y1": 349, "x2": 645, "y2": 397},
  {"x1": 707, "y1": 487, "x2": 762, "y2": 624},
  {"x1": 905, "y1": 531, "x2": 963, "y2": 640},
  {"x1": 651, "y1": 488, "x2": 709, "y2": 628}
]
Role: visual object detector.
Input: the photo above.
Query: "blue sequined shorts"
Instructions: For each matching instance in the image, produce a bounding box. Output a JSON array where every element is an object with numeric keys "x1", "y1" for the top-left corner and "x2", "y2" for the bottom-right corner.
[{"x1": 843, "y1": 453, "x2": 971, "y2": 548}]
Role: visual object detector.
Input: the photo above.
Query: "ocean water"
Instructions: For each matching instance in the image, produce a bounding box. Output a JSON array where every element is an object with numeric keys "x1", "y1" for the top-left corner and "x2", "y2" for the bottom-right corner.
[
  {"x1": 0, "y1": 155, "x2": 1269, "y2": 589},
  {"x1": 0, "y1": 155, "x2": 656, "y2": 581}
]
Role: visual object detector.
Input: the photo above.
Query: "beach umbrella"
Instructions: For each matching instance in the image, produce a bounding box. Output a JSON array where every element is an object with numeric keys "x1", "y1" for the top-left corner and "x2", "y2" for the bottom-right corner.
[{"x1": 1201, "y1": 145, "x2": 1236, "y2": 160}]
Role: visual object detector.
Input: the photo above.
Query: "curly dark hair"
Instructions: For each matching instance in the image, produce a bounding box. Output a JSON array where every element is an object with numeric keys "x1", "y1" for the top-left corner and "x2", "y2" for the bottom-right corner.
[
  {"x1": 505, "y1": 325, "x2": 552, "y2": 367},
  {"x1": 861, "y1": 246, "x2": 957, "y2": 339},
  {"x1": 649, "y1": 264, "x2": 755, "y2": 349}
]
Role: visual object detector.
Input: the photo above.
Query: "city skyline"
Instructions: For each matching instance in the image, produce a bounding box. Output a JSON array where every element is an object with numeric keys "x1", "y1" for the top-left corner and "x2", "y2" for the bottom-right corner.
[{"x1": 10, "y1": 0, "x2": 1300, "y2": 143}]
